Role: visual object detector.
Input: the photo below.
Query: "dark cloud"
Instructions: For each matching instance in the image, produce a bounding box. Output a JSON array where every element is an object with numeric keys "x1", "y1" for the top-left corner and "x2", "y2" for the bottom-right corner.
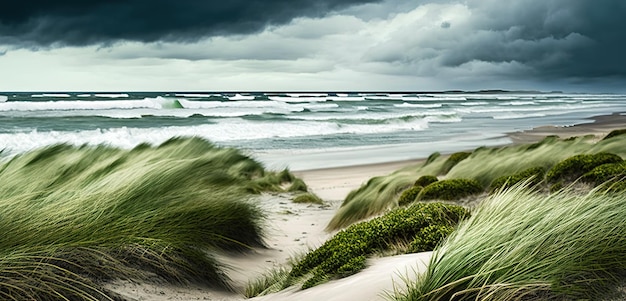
[
  {"x1": 467, "y1": 0, "x2": 626, "y2": 79},
  {"x1": 366, "y1": 0, "x2": 626, "y2": 80},
  {"x1": 0, "y1": 0, "x2": 380, "y2": 46}
]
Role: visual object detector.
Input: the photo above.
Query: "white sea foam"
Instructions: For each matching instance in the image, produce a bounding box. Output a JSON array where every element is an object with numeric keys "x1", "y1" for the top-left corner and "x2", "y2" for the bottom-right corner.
[
  {"x1": 94, "y1": 93, "x2": 130, "y2": 98},
  {"x1": 228, "y1": 94, "x2": 255, "y2": 101},
  {"x1": 394, "y1": 102, "x2": 443, "y2": 108},
  {"x1": 0, "y1": 97, "x2": 175, "y2": 112},
  {"x1": 32, "y1": 94, "x2": 71, "y2": 98},
  {"x1": 0, "y1": 95, "x2": 7, "y2": 102},
  {"x1": 174, "y1": 93, "x2": 221, "y2": 98},
  {"x1": 77, "y1": 94, "x2": 92, "y2": 97},
  {"x1": 327, "y1": 96, "x2": 366, "y2": 101},
  {"x1": 492, "y1": 113, "x2": 548, "y2": 120},
  {"x1": 0, "y1": 117, "x2": 431, "y2": 156},
  {"x1": 285, "y1": 93, "x2": 328, "y2": 98},
  {"x1": 498, "y1": 101, "x2": 537, "y2": 106},
  {"x1": 176, "y1": 99, "x2": 338, "y2": 115},
  {"x1": 286, "y1": 111, "x2": 459, "y2": 122},
  {"x1": 457, "y1": 102, "x2": 613, "y2": 115},
  {"x1": 424, "y1": 95, "x2": 467, "y2": 101},
  {"x1": 268, "y1": 96, "x2": 328, "y2": 103},
  {"x1": 459, "y1": 101, "x2": 489, "y2": 106}
]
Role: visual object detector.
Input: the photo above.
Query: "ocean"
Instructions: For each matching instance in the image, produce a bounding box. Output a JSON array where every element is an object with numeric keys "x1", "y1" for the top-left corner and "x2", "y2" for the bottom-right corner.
[{"x1": 1, "y1": 92, "x2": 625, "y2": 170}]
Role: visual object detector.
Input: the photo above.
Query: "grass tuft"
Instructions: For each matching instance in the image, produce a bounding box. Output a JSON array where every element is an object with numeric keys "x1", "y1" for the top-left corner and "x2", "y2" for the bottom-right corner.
[
  {"x1": 393, "y1": 186, "x2": 626, "y2": 301},
  {"x1": 0, "y1": 137, "x2": 305, "y2": 300},
  {"x1": 288, "y1": 178, "x2": 308, "y2": 192},
  {"x1": 417, "y1": 179, "x2": 483, "y2": 201},
  {"x1": 545, "y1": 152, "x2": 623, "y2": 184},
  {"x1": 292, "y1": 193, "x2": 324, "y2": 204}
]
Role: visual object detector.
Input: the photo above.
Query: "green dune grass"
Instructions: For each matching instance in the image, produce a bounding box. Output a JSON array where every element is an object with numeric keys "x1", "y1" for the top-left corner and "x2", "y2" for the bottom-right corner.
[
  {"x1": 328, "y1": 134, "x2": 626, "y2": 231},
  {"x1": 0, "y1": 137, "x2": 299, "y2": 300},
  {"x1": 393, "y1": 186, "x2": 626, "y2": 301}
]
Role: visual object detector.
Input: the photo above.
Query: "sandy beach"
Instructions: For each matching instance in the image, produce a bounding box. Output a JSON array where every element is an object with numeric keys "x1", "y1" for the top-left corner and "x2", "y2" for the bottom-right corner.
[{"x1": 104, "y1": 112, "x2": 625, "y2": 301}]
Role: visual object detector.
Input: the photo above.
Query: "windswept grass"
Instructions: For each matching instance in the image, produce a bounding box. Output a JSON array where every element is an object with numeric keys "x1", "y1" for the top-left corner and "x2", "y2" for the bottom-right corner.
[
  {"x1": 327, "y1": 158, "x2": 447, "y2": 230},
  {"x1": 0, "y1": 137, "x2": 299, "y2": 300},
  {"x1": 393, "y1": 186, "x2": 626, "y2": 301},
  {"x1": 328, "y1": 135, "x2": 626, "y2": 230},
  {"x1": 293, "y1": 192, "x2": 324, "y2": 204},
  {"x1": 448, "y1": 136, "x2": 626, "y2": 187}
]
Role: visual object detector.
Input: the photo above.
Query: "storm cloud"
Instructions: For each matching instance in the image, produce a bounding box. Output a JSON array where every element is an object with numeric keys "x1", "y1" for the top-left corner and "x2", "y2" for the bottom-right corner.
[
  {"x1": 1, "y1": 0, "x2": 625, "y2": 91},
  {"x1": 364, "y1": 0, "x2": 626, "y2": 80},
  {"x1": 0, "y1": 0, "x2": 380, "y2": 46}
]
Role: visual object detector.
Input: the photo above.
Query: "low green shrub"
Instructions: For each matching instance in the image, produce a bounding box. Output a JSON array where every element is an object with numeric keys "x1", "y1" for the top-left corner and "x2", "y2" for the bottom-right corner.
[
  {"x1": 579, "y1": 162, "x2": 626, "y2": 186},
  {"x1": 293, "y1": 193, "x2": 324, "y2": 204},
  {"x1": 336, "y1": 255, "x2": 367, "y2": 277},
  {"x1": 418, "y1": 179, "x2": 484, "y2": 201},
  {"x1": 414, "y1": 175, "x2": 438, "y2": 187},
  {"x1": 489, "y1": 167, "x2": 545, "y2": 192},
  {"x1": 440, "y1": 152, "x2": 472, "y2": 174},
  {"x1": 606, "y1": 181, "x2": 626, "y2": 193},
  {"x1": 603, "y1": 128, "x2": 626, "y2": 140},
  {"x1": 290, "y1": 203, "x2": 468, "y2": 289},
  {"x1": 546, "y1": 152, "x2": 623, "y2": 184},
  {"x1": 407, "y1": 224, "x2": 455, "y2": 253},
  {"x1": 398, "y1": 186, "x2": 423, "y2": 206}
]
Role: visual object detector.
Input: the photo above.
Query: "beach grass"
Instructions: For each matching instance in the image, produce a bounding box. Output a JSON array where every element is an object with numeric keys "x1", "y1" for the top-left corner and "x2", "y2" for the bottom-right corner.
[
  {"x1": 0, "y1": 137, "x2": 301, "y2": 300},
  {"x1": 392, "y1": 186, "x2": 626, "y2": 301},
  {"x1": 328, "y1": 134, "x2": 626, "y2": 230}
]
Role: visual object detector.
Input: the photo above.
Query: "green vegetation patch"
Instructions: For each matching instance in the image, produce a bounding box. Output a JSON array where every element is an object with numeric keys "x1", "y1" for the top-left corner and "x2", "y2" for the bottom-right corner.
[
  {"x1": 546, "y1": 152, "x2": 623, "y2": 184},
  {"x1": 293, "y1": 192, "x2": 324, "y2": 204},
  {"x1": 398, "y1": 186, "x2": 423, "y2": 206},
  {"x1": 489, "y1": 166, "x2": 545, "y2": 192},
  {"x1": 394, "y1": 187, "x2": 626, "y2": 301},
  {"x1": 291, "y1": 203, "x2": 468, "y2": 289},
  {"x1": 603, "y1": 128, "x2": 626, "y2": 140},
  {"x1": 423, "y1": 152, "x2": 441, "y2": 166},
  {"x1": 245, "y1": 203, "x2": 468, "y2": 294},
  {"x1": 288, "y1": 178, "x2": 308, "y2": 192},
  {"x1": 440, "y1": 152, "x2": 472, "y2": 175},
  {"x1": 414, "y1": 175, "x2": 439, "y2": 187},
  {"x1": 0, "y1": 137, "x2": 303, "y2": 300},
  {"x1": 418, "y1": 179, "x2": 484, "y2": 201},
  {"x1": 579, "y1": 162, "x2": 626, "y2": 186}
]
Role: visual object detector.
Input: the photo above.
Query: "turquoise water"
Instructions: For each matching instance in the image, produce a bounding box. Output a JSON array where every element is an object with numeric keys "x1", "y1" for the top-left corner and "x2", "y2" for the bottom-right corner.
[{"x1": 1, "y1": 92, "x2": 625, "y2": 170}]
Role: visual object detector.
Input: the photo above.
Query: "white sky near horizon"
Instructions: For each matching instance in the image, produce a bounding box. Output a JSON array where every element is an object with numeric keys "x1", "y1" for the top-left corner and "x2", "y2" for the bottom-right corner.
[{"x1": 1, "y1": 0, "x2": 625, "y2": 92}]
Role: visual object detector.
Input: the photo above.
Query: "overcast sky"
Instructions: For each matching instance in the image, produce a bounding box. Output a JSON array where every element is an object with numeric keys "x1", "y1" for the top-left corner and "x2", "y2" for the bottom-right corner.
[{"x1": 1, "y1": 0, "x2": 625, "y2": 92}]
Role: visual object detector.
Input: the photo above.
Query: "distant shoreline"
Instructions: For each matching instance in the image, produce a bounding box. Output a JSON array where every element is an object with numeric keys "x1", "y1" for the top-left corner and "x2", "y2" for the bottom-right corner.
[{"x1": 508, "y1": 112, "x2": 626, "y2": 143}]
